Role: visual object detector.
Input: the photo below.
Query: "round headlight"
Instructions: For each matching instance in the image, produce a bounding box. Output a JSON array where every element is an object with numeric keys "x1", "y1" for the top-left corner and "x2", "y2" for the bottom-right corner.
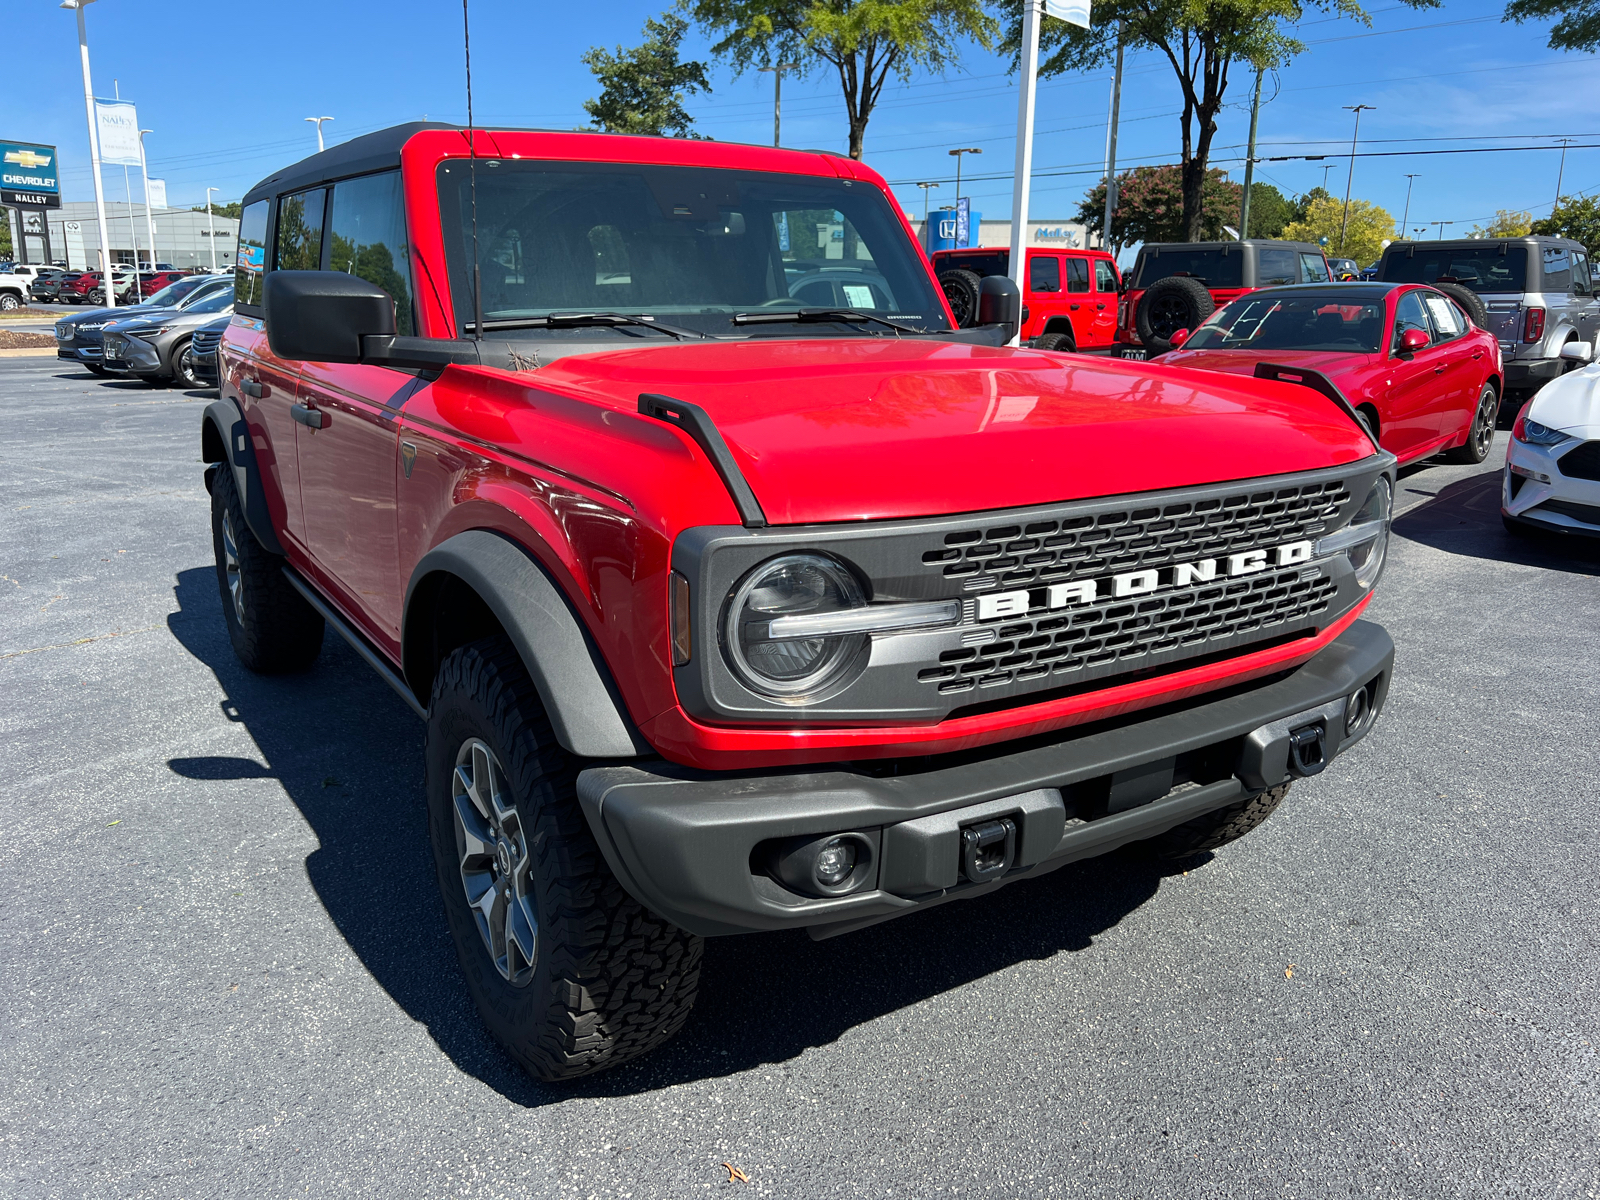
[{"x1": 724, "y1": 553, "x2": 869, "y2": 701}]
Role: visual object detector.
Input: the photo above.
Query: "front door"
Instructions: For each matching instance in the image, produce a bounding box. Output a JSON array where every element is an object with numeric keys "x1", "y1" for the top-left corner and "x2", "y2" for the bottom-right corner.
[
  {"x1": 1382, "y1": 290, "x2": 1453, "y2": 460},
  {"x1": 1062, "y1": 254, "x2": 1097, "y2": 347},
  {"x1": 1026, "y1": 252, "x2": 1063, "y2": 341}
]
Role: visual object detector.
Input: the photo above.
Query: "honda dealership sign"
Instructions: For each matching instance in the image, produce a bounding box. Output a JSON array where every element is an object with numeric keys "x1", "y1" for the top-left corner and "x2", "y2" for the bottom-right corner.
[{"x1": 1, "y1": 141, "x2": 61, "y2": 209}]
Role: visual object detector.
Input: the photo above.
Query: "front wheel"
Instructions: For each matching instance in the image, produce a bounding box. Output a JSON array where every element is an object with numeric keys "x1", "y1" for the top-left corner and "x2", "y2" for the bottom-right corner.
[
  {"x1": 426, "y1": 637, "x2": 702, "y2": 1081},
  {"x1": 170, "y1": 338, "x2": 200, "y2": 389},
  {"x1": 1443, "y1": 383, "x2": 1498, "y2": 464},
  {"x1": 1035, "y1": 331, "x2": 1076, "y2": 353},
  {"x1": 0, "y1": 293, "x2": 21, "y2": 311}
]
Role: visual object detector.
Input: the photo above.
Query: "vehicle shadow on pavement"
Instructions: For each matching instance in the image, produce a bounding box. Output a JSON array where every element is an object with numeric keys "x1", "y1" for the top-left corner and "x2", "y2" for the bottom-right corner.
[
  {"x1": 164, "y1": 567, "x2": 1182, "y2": 1107},
  {"x1": 1392, "y1": 469, "x2": 1600, "y2": 576}
]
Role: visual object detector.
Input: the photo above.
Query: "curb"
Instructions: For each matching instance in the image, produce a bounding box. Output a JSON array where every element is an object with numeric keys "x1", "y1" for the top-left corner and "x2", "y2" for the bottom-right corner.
[{"x1": 0, "y1": 348, "x2": 60, "y2": 358}]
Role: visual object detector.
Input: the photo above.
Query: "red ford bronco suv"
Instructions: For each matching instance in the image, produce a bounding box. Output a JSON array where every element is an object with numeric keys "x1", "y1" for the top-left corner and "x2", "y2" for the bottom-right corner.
[
  {"x1": 932, "y1": 245, "x2": 1121, "y2": 352},
  {"x1": 204, "y1": 124, "x2": 1396, "y2": 1082}
]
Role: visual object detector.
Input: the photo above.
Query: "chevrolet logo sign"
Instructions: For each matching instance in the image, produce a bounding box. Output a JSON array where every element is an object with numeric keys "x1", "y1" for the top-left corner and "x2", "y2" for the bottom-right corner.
[{"x1": 4, "y1": 149, "x2": 51, "y2": 169}]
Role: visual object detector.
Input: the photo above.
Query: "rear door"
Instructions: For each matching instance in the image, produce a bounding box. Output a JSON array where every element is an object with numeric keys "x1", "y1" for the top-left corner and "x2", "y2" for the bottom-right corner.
[
  {"x1": 1382, "y1": 289, "x2": 1453, "y2": 460},
  {"x1": 1418, "y1": 288, "x2": 1476, "y2": 438},
  {"x1": 1090, "y1": 258, "x2": 1119, "y2": 347},
  {"x1": 292, "y1": 170, "x2": 415, "y2": 650}
]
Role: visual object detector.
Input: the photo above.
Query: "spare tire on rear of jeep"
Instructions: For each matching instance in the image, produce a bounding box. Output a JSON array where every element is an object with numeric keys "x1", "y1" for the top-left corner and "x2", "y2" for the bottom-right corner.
[
  {"x1": 1135, "y1": 275, "x2": 1215, "y2": 353},
  {"x1": 938, "y1": 269, "x2": 983, "y2": 328},
  {"x1": 1433, "y1": 281, "x2": 1489, "y2": 330}
]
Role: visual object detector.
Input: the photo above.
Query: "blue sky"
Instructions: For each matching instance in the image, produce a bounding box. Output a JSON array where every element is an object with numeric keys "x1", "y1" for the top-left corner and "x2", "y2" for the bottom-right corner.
[{"x1": 12, "y1": 0, "x2": 1596, "y2": 252}]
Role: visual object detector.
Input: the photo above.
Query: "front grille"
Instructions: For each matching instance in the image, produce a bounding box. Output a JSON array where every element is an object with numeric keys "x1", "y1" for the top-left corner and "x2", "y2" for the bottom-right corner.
[
  {"x1": 1536, "y1": 498, "x2": 1600, "y2": 526},
  {"x1": 921, "y1": 479, "x2": 1350, "y2": 591},
  {"x1": 191, "y1": 329, "x2": 222, "y2": 356},
  {"x1": 918, "y1": 565, "x2": 1337, "y2": 695},
  {"x1": 1557, "y1": 440, "x2": 1600, "y2": 481}
]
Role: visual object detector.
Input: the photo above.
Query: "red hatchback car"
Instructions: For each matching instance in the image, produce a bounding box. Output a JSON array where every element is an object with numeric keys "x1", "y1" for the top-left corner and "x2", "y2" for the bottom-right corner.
[{"x1": 1155, "y1": 282, "x2": 1503, "y2": 466}]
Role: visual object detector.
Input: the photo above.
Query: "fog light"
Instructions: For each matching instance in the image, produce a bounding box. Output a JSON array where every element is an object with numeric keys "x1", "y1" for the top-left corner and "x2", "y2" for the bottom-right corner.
[
  {"x1": 814, "y1": 838, "x2": 856, "y2": 887},
  {"x1": 1345, "y1": 682, "x2": 1376, "y2": 738}
]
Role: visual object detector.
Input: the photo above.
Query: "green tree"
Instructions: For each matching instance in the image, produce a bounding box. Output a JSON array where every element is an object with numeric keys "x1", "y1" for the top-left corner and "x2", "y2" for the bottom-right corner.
[
  {"x1": 1282, "y1": 195, "x2": 1394, "y2": 263},
  {"x1": 1532, "y1": 195, "x2": 1600, "y2": 254},
  {"x1": 1077, "y1": 163, "x2": 1241, "y2": 253},
  {"x1": 583, "y1": 14, "x2": 712, "y2": 137},
  {"x1": 192, "y1": 200, "x2": 243, "y2": 220},
  {"x1": 1289, "y1": 185, "x2": 1334, "y2": 225},
  {"x1": 0, "y1": 216, "x2": 11, "y2": 260},
  {"x1": 1469, "y1": 208, "x2": 1534, "y2": 238},
  {"x1": 683, "y1": 0, "x2": 997, "y2": 159},
  {"x1": 1243, "y1": 182, "x2": 1292, "y2": 238},
  {"x1": 1504, "y1": 0, "x2": 1600, "y2": 49},
  {"x1": 1002, "y1": 0, "x2": 1436, "y2": 241}
]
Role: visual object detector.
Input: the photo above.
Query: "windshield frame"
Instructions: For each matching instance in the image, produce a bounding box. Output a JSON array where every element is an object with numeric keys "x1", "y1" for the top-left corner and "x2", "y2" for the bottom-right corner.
[{"x1": 433, "y1": 157, "x2": 951, "y2": 341}]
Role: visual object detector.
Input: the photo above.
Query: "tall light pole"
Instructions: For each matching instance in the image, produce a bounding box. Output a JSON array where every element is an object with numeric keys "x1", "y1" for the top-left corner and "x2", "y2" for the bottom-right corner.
[
  {"x1": 205, "y1": 187, "x2": 219, "y2": 272},
  {"x1": 1432, "y1": 219, "x2": 1453, "y2": 239},
  {"x1": 62, "y1": 0, "x2": 116, "y2": 306},
  {"x1": 305, "y1": 116, "x2": 333, "y2": 153},
  {"x1": 137, "y1": 129, "x2": 158, "y2": 270},
  {"x1": 950, "y1": 147, "x2": 982, "y2": 249},
  {"x1": 756, "y1": 64, "x2": 798, "y2": 148},
  {"x1": 1400, "y1": 174, "x2": 1419, "y2": 240},
  {"x1": 914, "y1": 182, "x2": 939, "y2": 250},
  {"x1": 1338, "y1": 104, "x2": 1375, "y2": 254},
  {"x1": 1554, "y1": 137, "x2": 1574, "y2": 212}
]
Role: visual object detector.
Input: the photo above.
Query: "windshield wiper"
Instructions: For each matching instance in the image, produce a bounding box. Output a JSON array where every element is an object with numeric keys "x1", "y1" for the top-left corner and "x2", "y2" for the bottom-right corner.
[
  {"x1": 732, "y1": 308, "x2": 919, "y2": 335},
  {"x1": 466, "y1": 312, "x2": 707, "y2": 340}
]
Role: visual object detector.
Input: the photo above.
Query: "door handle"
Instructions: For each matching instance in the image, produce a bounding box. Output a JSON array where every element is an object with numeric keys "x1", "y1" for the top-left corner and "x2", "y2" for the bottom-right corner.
[
  {"x1": 1070, "y1": 304, "x2": 1081, "y2": 311},
  {"x1": 290, "y1": 403, "x2": 325, "y2": 429},
  {"x1": 1096, "y1": 303, "x2": 1106, "y2": 310},
  {"x1": 1433, "y1": 365, "x2": 1446, "y2": 374},
  {"x1": 241, "y1": 378, "x2": 267, "y2": 399}
]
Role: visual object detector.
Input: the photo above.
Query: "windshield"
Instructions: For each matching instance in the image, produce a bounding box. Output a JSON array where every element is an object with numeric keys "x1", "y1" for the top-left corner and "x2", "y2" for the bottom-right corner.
[
  {"x1": 1380, "y1": 246, "x2": 1527, "y2": 293},
  {"x1": 1183, "y1": 290, "x2": 1387, "y2": 353},
  {"x1": 436, "y1": 160, "x2": 950, "y2": 337},
  {"x1": 1133, "y1": 248, "x2": 1244, "y2": 289},
  {"x1": 185, "y1": 290, "x2": 234, "y2": 315}
]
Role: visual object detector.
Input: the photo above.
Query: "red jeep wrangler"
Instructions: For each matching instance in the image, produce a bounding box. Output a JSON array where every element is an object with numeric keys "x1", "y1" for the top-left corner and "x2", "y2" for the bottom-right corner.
[
  {"x1": 1118, "y1": 239, "x2": 1332, "y2": 358},
  {"x1": 204, "y1": 124, "x2": 1396, "y2": 1082},
  {"x1": 933, "y1": 245, "x2": 1121, "y2": 352}
]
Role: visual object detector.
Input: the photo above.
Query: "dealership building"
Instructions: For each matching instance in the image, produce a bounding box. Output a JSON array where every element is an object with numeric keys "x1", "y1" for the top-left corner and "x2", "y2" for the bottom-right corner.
[{"x1": 6, "y1": 200, "x2": 239, "y2": 272}]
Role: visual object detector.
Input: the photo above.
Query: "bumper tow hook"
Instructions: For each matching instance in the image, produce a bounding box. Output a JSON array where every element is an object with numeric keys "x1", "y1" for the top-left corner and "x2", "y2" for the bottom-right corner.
[
  {"x1": 960, "y1": 817, "x2": 1017, "y2": 883},
  {"x1": 1287, "y1": 723, "x2": 1328, "y2": 778}
]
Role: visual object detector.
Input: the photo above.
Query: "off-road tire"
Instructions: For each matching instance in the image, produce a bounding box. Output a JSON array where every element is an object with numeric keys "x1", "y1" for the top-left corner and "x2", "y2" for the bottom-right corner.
[
  {"x1": 938, "y1": 268, "x2": 984, "y2": 328},
  {"x1": 209, "y1": 462, "x2": 324, "y2": 673},
  {"x1": 1136, "y1": 782, "x2": 1292, "y2": 861},
  {"x1": 1443, "y1": 383, "x2": 1498, "y2": 463},
  {"x1": 426, "y1": 637, "x2": 702, "y2": 1082},
  {"x1": 1434, "y1": 281, "x2": 1489, "y2": 329},
  {"x1": 1135, "y1": 275, "x2": 1214, "y2": 352},
  {"x1": 1035, "y1": 331, "x2": 1076, "y2": 353}
]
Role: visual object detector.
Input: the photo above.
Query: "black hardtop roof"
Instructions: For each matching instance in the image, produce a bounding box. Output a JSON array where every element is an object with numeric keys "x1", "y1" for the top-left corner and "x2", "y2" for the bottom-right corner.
[
  {"x1": 1139, "y1": 239, "x2": 1324, "y2": 255},
  {"x1": 1382, "y1": 235, "x2": 1583, "y2": 254},
  {"x1": 241, "y1": 121, "x2": 856, "y2": 207}
]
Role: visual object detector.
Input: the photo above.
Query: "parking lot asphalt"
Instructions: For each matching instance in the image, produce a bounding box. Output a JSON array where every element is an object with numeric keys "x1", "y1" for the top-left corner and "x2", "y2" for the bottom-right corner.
[{"x1": 2, "y1": 356, "x2": 1598, "y2": 1200}]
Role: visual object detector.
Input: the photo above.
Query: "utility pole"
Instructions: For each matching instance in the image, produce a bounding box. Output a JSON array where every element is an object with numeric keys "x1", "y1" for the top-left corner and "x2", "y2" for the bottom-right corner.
[
  {"x1": 757, "y1": 64, "x2": 798, "y2": 147},
  {"x1": 63, "y1": 0, "x2": 115, "y2": 306},
  {"x1": 1338, "y1": 104, "x2": 1375, "y2": 254},
  {"x1": 914, "y1": 182, "x2": 939, "y2": 250},
  {"x1": 1239, "y1": 68, "x2": 1264, "y2": 241},
  {"x1": 205, "y1": 186, "x2": 219, "y2": 272},
  {"x1": 305, "y1": 116, "x2": 333, "y2": 153},
  {"x1": 138, "y1": 129, "x2": 157, "y2": 270},
  {"x1": 1554, "y1": 137, "x2": 1574, "y2": 212},
  {"x1": 1101, "y1": 24, "x2": 1123, "y2": 252},
  {"x1": 1400, "y1": 174, "x2": 1419, "y2": 240}
]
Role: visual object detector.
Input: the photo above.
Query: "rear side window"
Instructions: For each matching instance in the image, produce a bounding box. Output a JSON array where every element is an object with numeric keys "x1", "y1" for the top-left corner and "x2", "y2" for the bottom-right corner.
[
  {"x1": 1095, "y1": 259, "x2": 1117, "y2": 292},
  {"x1": 1300, "y1": 253, "x2": 1331, "y2": 283},
  {"x1": 1256, "y1": 247, "x2": 1297, "y2": 286},
  {"x1": 328, "y1": 171, "x2": 414, "y2": 336},
  {"x1": 1066, "y1": 257, "x2": 1090, "y2": 293},
  {"x1": 1542, "y1": 245, "x2": 1572, "y2": 292},
  {"x1": 1030, "y1": 255, "x2": 1060, "y2": 292},
  {"x1": 1574, "y1": 251, "x2": 1592, "y2": 296},
  {"x1": 1380, "y1": 246, "x2": 1527, "y2": 293},
  {"x1": 1132, "y1": 248, "x2": 1243, "y2": 289},
  {"x1": 275, "y1": 188, "x2": 326, "y2": 271},
  {"x1": 234, "y1": 200, "x2": 269, "y2": 308}
]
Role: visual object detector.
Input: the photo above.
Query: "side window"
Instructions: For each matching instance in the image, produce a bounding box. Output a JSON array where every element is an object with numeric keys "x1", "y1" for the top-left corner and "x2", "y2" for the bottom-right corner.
[
  {"x1": 234, "y1": 199, "x2": 270, "y2": 308},
  {"x1": 1542, "y1": 245, "x2": 1572, "y2": 292},
  {"x1": 1095, "y1": 259, "x2": 1118, "y2": 293},
  {"x1": 1300, "y1": 253, "x2": 1331, "y2": 283},
  {"x1": 1029, "y1": 254, "x2": 1060, "y2": 293},
  {"x1": 328, "y1": 171, "x2": 414, "y2": 336},
  {"x1": 1257, "y1": 247, "x2": 1298, "y2": 286},
  {"x1": 1573, "y1": 251, "x2": 1592, "y2": 296},
  {"x1": 274, "y1": 187, "x2": 326, "y2": 272},
  {"x1": 1421, "y1": 292, "x2": 1465, "y2": 341},
  {"x1": 1394, "y1": 291, "x2": 1430, "y2": 351},
  {"x1": 1065, "y1": 257, "x2": 1091, "y2": 293}
]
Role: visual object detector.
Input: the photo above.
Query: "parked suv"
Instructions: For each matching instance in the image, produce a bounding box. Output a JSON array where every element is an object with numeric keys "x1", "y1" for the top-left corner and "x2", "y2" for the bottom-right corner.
[
  {"x1": 1117, "y1": 239, "x2": 1332, "y2": 357},
  {"x1": 55, "y1": 274, "x2": 233, "y2": 373},
  {"x1": 932, "y1": 245, "x2": 1122, "y2": 352},
  {"x1": 0, "y1": 267, "x2": 29, "y2": 310},
  {"x1": 205, "y1": 123, "x2": 1397, "y2": 1083},
  {"x1": 1376, "y1": 237, "x2": 1597, "y2": 404},
  {"x1": 26, "y1": 268, "x2": 70, "y2": 302}
]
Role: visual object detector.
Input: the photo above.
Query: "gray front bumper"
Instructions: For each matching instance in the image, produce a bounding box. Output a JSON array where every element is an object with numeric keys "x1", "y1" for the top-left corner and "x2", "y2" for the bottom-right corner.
[{"x1": 578, "y1": 619, "x2": 1394, "y2": 939}]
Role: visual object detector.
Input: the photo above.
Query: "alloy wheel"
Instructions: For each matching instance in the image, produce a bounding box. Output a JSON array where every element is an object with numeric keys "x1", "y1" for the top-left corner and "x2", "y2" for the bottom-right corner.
[
  {"x1": 452, "y1": 738, "x2": 539, "y2": 986},
  {"x1": 220, "y1": 506, "x2": 246, "y2": 626},
  {"x1": 175, "y1": 345, "x2": 198, "y2": 389},
  {"x1": 1472, "y1": 389, "x2": 1496, "y2": 458}
]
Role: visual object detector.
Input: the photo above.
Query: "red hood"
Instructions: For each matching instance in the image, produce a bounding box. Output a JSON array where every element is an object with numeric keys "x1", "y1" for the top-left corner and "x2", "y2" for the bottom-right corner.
[
  {"x1": 521, "y1": 339, "x2": 1375, "y2": 525},
  {"x1": 1156, "y1": 347, "x2": 1375, "y2": 379}
]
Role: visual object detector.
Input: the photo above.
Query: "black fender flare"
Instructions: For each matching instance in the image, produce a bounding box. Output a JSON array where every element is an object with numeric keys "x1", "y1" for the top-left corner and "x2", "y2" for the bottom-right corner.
[
  {"x1": 403, "y1": 530, "x2": 649, "y2": 759},
  {"x1": 200, "y1": 397, "x2": 285, "y2": 555}
]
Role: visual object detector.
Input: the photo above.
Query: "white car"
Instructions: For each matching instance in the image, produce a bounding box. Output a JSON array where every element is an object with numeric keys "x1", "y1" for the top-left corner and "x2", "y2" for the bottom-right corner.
[{"x1": 1502, "y1": 343, "x2": 1600, "y2": 540}]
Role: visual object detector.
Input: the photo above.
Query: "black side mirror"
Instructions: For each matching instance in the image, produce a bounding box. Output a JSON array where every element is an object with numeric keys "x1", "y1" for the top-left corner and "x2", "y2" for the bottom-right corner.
[
  {"x1": 264, "y1": 270, "x2": 395, "y2": 363},
  {"x1": 977, "y1": 274, "x2": 1021, "y2": 341}
]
